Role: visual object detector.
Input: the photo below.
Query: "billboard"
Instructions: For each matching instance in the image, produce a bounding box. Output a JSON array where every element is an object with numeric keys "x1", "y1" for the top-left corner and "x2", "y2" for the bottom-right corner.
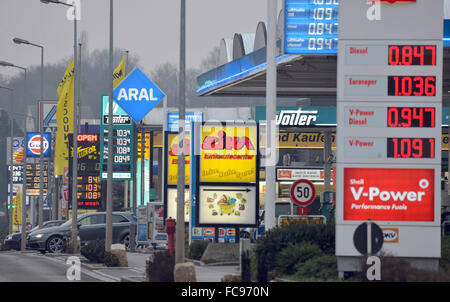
[
  {"x1": 343, "y1": 168, "x2": 434, "y2": 222},
  {"x1": 200, "y1": 124, "x2": 257, "y2": 183}
]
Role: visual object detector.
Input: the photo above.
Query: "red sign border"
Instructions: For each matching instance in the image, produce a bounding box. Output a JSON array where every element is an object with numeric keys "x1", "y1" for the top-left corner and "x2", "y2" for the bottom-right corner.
[{"x1": 290, "y1": 179, "x2": 316, "y2": 207}]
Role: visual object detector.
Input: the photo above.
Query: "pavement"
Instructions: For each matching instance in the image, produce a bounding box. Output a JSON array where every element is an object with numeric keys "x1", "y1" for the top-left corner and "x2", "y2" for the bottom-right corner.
[{"x1": 43, "y1": 248, "x2": 240, "y2": 282}]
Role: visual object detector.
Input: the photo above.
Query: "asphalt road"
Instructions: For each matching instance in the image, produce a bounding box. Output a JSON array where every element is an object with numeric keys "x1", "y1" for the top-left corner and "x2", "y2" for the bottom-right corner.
[{"x1": 0, "y1": 251, "x2": 104, "y2": 282}]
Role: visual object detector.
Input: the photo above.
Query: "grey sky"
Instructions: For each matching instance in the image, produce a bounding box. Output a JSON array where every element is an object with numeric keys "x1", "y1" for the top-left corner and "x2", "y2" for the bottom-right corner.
[{"x1": 0, "y1": 0, "x2": 283, "y2": 79}]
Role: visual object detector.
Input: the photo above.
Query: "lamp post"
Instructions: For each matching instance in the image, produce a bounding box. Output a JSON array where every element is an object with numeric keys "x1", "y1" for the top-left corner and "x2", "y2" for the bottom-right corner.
[
  {"x1": 0, "y1": 61, "x2": 27, "y2": 251},
  {"x1": 13, "y1": 37, "x2": 45, "y2": 229},
  {"x1": 40, "y1": 0, "x2": 79, "y2": 253},
  {"x1": 105, "y1": 0, "x2": 114, "y2": 253},
  {"x1": 0, "y1": 85, "x2": 14, "y2": 234}
]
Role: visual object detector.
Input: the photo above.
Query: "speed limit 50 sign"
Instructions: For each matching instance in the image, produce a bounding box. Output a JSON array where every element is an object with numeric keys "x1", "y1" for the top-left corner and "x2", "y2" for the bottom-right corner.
[{"x1": 290, "y1": 179, "x2": 316, "y2": 207}]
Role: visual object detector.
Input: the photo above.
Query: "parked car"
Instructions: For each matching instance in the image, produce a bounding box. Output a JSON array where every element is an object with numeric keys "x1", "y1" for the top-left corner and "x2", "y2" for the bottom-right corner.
[
  {"x1": 26, "y1": 212, "x2": 137, "y2": 254},
  {"x1": 443, "y1": 211, "x2": 450, "y2": 235},
  {"x1": 3, "y1": 220, "x2": 65, "y2": 251}
]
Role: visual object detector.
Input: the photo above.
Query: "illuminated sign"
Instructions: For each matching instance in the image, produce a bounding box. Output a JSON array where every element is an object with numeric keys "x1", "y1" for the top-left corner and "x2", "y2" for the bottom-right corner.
[
  {"x1": 388, "y1": 45, "x2": 436, "y2": 66},
  {"x1": 100, "y1": 95, "x2": 134, "y2": 180},
  {"x1": 198, "y1": 186, "x2": 257, "y2": 226},
  {"x1": 69, "y1": 133, "x2": 102, "y2": 209},
  {"x1": 276, "y1": 108, "x2": 319, "y2": 126},
  {"x1": 343, "y1": 168, "x2": 434, "y2": 222},
  {"x1": 167, "y1": 133, "x2": 190, "y2": 186},
  {"x1": 200, "y1": 125, "x2": 258, "y2": 183},
  {"x1": 166, "y1": 188, "x2": 190, "y2": 222},
  {"x1": 283, "y1": 0, "x2": 339, "y2": 55},
  {"x1": 26, "y1": 132, "x2": 51, "y2": 158}
]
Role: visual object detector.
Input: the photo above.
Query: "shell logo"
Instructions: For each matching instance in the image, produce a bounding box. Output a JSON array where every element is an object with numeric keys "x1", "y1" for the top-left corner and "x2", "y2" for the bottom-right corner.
[{"x1": 27, "y1": 135, "x2": 49, "y2": 156}]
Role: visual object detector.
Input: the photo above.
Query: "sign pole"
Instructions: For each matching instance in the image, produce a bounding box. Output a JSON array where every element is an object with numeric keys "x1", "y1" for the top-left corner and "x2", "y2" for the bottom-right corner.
[
  {"x1": 176, "y1": 0, "x2": 186, "y2": 264},
  {"x1": 265, "y1": 0, "x2": 278, "y2": 231},
  {"x1": 105, "y1": 0, "x2": 114, "y2": 253}
]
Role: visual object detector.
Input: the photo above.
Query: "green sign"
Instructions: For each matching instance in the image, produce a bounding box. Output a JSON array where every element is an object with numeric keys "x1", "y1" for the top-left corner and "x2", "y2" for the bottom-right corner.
[{"x1": 100, "y1": 95, "x2": 134, "y2": 180}]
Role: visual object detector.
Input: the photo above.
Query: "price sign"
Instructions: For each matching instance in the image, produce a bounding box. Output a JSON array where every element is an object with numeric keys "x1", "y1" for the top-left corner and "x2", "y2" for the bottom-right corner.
[
  {"x1": 68, "y1": 133, "x2": 102, "y2": 209},
  {"x1": 283, "y1": 0, "x2": 339, "y2": 55},
  {"x1": 100, "y1": 95, "x2": 134, "y2": 180},
  {"x1": 290, "y1": 179, "x2": 316, "y2": 207},
  {"x1": 25, "y1": 163, "x2": 48, "y2": 196}
]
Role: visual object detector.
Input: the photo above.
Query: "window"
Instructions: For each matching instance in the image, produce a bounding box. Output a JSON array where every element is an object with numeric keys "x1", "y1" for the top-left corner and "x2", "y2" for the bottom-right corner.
[
  {"x1": 80, "y1": 214, "x2": 106, "y2": 226},
  {"x1": 112, "y1": 214, "x2": 129, "y2": 223}
]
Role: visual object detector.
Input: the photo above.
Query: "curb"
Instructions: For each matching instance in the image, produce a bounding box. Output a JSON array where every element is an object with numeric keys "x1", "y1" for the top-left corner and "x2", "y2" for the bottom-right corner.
[{"x1": 120, "y1": 276, "x2": 147, "y2": 282}]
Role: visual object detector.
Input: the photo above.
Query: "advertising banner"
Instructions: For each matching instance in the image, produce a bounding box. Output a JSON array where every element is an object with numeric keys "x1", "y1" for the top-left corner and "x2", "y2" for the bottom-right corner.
[
  {"x1": 7, "y1": 137, "x2": 25, "y2": 164},
  {"x1": 55, "y1": 59, "x2": 74, "y2": 176},
  {"x1": 200, "y1": 124, "x2": 257, "y2": 183},
  {"x1": 167, "y1": 133, "x2": 190, "y2": 185},
  {"x1": 343, "y1": 168, "x2": 434, "y2": 222},
  {"x1": 166, "y1": 188, "x2": 190, "y2": 222},
  {"x1": 198, "y1": 186, "x2": 257, "y2": 226}
]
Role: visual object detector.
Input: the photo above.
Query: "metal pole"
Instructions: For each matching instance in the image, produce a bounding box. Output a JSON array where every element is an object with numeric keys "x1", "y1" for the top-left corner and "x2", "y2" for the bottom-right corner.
[
  {"x1": 105, "y1": 0, "x2": 114, "y2": 252},
  {"x1": 20, "y1": 69, "x2": 27, "y2": 252},
  {"x1": 140, "y1": 124, "x2": 145, "y2": 206},
  {"x1": 264, "y1": 0, "x2": 277, "y2": 230},
  {"x1": 176, "y1": 0, "x2": 186, "y2": 264},
  {"x1": 70, "y1": 5, "x2": 79, "y2": 254},
  {"x1": 39, "y1": 46, "x2": 44, "y2": 229}
]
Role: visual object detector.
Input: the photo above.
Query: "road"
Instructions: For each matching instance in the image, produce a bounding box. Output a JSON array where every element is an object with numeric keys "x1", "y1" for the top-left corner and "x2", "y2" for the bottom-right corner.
[{"x1": 0, "y1": 251, "x2": 105, "y2": 282}]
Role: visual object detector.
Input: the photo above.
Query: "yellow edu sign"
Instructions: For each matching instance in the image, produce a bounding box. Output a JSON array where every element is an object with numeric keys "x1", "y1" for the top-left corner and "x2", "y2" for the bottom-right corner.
[{"x1": 200, "y1": 124, "x2": 258, "y2": 183}]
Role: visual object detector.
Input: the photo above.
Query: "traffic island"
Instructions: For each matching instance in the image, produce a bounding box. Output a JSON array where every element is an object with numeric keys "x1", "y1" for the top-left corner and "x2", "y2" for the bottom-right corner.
[{"x1": 200, "y1": 243, "x2": 240, "y2": 264}]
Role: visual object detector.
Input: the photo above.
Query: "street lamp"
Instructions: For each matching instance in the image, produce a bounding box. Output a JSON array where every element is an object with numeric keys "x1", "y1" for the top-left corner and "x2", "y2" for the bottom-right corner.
[
  {"x1": 13, "y1": 37, "x2": 45, "y2": 230},
  {"x1": 41, "y1": 0, "x2": 79, "y2": 254},
  {"x1": 0, "y1": 61, "x2": 28, "y2": 251}
]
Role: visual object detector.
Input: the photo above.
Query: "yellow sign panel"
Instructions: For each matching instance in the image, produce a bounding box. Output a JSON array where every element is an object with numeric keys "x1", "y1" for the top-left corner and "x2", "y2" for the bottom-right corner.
[
  {"x1": 167, "y1": 133, "x2": 190, "y2": 185},
  {"x1": 12, "y1": 190, "x2": 22, "y2": 228},
  {"x1": 443, "y1": 134, "x2": 449, "y2": 151},
  {"x1": 137, "y1": 131, "x2": 151, "y2": 161},
  {"x1": 278, "y1": 215, "x2": 326, "y2": 227},
  {"x1": 200, "y1": 125, "x2": 257, "y2": 183},
  {"x1": 260, "y1": 132, "x2": 337, "y2": 149}
]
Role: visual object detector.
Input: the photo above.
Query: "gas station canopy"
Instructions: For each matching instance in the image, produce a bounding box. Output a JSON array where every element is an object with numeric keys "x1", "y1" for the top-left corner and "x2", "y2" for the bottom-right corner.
[{"x1": 197, "y1": 42, "x2": 450, "y2": 99}]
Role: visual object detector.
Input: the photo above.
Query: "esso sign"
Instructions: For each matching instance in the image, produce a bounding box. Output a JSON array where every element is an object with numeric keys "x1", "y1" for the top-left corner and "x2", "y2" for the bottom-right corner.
[{"x1": 290, "y1": 179, "x2": 316, "y2": 207}]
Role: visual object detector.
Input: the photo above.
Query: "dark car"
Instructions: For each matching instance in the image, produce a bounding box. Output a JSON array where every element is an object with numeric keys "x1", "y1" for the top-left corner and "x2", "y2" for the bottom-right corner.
[
  {"x1": 3, "y1": 220, "x2": 65, "y2": 251},
  {"x1": 443, "y1": 211, "x2": 450, "y2": 235},
  {"x1": 26, "y1": 212, "x2": 136, "y2": 254}
]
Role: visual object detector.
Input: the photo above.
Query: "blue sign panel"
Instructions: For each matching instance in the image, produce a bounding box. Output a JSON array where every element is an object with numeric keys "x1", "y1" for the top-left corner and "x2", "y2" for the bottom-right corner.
[
  {"x1": 167, "y1": 112, "x2": 204, "y2": 132},
  {"x1": 26, "y1": 132, "x2": 51, "y2": 158},
  {"x1": 113, "y1": 67, "x2": 166, "y2": 123},
  {"x1": 284, "y1": 0, "x2": 339, "y2": 55}
]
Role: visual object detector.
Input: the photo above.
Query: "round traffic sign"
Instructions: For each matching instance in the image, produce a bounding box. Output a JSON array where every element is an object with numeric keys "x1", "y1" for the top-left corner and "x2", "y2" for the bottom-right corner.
[
  {"x1": 353, "y1": 221, "x2": 384, "y2": 255},
  {"x1": 290, "y1": 179, "x2": 316, "y2": 207}
]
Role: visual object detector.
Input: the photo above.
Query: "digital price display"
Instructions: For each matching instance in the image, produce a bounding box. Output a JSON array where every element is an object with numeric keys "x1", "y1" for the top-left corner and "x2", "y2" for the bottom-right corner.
[
  {"x1": 387, "y1": 137, "x2": 435, "y2": 159},
  {"x1": 387, "y1": 76, "x2": 436, "y2": 97},
  {"x1": 69, "y1": 133, "x2": 102, "y2": 209},
  {"x1": 100, "y1": 127, "x2": 134, "y2": 179},
  {"x1": 388, "y1": 45, "x2": 436, "y2": 66},
  {"x1": 387, "y1": 107, "x2": 435, "y2": 128},
  {"x1": 284, "y1": 0, "x2": 339, "y2": 54}
]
